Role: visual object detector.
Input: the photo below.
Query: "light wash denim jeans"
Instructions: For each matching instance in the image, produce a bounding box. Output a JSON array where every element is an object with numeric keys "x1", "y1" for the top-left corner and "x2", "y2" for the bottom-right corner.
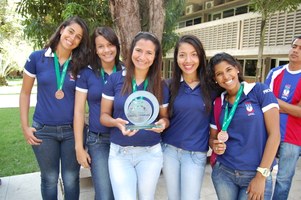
[
  {"x1": 272, "y1": 142, "x2": 301, "y2": 200},
  {"x1": 162, "y1": 143, "x2": 207, "y2": 200},
  {"x1": 212, "y1": 162, "x2": 273, "y2": 200},
  {"x1": 32, "y1": 121, "x2": 80, "y2": 200},
  {"x1": 87, "y1": 131, "x2": 114, "y2": 200},
  {"x1": 108, "y1": 142, "x2": 163, "y2": 200}
]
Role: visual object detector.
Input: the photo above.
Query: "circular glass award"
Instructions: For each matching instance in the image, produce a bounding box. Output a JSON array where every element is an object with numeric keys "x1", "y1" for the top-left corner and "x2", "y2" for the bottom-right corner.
[{"x1": 124, "y1": 91, "x2": 160, "y2": 130}]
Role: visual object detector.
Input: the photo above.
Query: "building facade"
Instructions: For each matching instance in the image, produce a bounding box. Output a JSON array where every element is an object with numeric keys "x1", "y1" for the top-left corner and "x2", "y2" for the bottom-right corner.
[{"x1": 163, "y1": 0, "x2": 301, "y2": 82}]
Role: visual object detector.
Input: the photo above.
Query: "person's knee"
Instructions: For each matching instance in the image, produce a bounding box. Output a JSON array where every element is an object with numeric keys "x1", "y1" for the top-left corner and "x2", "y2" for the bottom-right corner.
[
  {"x1": 41, "y1": 173, "x2": 59, "y2": 187},
  {"x1": 61, "y1": 171, "x2": 79, "y2": 187}
]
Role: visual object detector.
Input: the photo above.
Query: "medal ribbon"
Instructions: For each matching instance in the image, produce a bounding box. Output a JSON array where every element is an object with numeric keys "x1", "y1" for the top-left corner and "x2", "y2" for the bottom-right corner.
[
  {"x1": 221, "y1": 84, "x2": 244, "y2": 131},
  {"x1": 132, "y1": 78, "x2": 148, "y2": 92},
  {"x1": 54, "y1": 52, "x2": 71, "y2": 91},
  {"x1": 101, "y1": 65, "x2": 116, "y2": 83}
]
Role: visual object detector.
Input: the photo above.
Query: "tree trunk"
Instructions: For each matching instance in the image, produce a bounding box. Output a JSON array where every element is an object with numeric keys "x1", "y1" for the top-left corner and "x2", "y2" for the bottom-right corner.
[
  {"x1": 109, "y1": 0, "x2": 166, "y2": 62},
  {"x1": 256, "y1": 14, "x2": 267, "y2": 83},
  {"x1": 109, "y1": 0, "x2": 141, "y2": 62},
  {"x1": 148, "y1": 0, "x2": 165, "y2": 42}
]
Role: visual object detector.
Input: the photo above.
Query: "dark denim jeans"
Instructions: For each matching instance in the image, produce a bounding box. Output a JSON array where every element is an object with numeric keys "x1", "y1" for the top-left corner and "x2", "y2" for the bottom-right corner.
[
  {"x1": 32, "y1": 121, "x2": 80, "y2": 200},
  {"x1": 87, "y1": 131, "x2": 113, "y2": 200},
  {"x1": 212, "y1": 162, "x2": 273, "y2": 200},
  {"x1": 272, "y1": 142, "x2": 301, "y2": 200}
]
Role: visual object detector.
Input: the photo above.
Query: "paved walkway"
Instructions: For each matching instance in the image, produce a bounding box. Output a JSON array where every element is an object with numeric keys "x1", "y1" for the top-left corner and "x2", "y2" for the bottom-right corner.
[
  {"x1": 1, "y1": 83, "x2": 301, "y2": 199},
  {"x1": 1, "y1": 161, "x2": 301, "y2": 200},
  {"x1": 0, "y1": 83, "x2": 36, "y2": 108}
]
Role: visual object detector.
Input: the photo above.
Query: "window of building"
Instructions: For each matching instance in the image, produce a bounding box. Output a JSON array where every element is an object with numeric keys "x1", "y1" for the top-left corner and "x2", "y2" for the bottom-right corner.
[
  {"x1": 213, "y1": 13, "x2": 222, "y2": 21},
  {"x1": 166, "y1": 60, "x2": 173, "y2": 79},
  {"x1": 178, "y1": 21, "x2": 185, "y2": 28},
  {"x1": 235, "y1": 5, "x2": 248, "y2": 15},
  {"x1": 244, "y1": 59, "x2": 257, "y2": 77},
  {"x1": 186, "y1": 20, "x2": 193, "y2": 27},
  {"x1": 278, "y1": 60, "x2": 289, "y2": 66},
  {"x1": 194, "y1": 17, "x2": 202, "y2": 25},
  {"x1": 223, "y1": 9, "x2": 234, "y2": 18}
]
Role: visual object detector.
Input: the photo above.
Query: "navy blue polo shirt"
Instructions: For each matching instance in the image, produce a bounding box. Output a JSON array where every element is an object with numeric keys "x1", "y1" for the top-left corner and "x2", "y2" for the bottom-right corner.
[
  {"x1": 102, "y1": 70, "x2": 168, "y2": 146},
  {"x1": 24, "y1": 48, "x2": 76, "y2": 125},
  {"x1": 210, "y1": 82, "x2": 278, "y2": 171},
  {"x1": 76, "y1": 66, "x2": 114, "y2": 133},
  {"x1": 162, "y1": 79, "x2": 210, "y2": 152}
]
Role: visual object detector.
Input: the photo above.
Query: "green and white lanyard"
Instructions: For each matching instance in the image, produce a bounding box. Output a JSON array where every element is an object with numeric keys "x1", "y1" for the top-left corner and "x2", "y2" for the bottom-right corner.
[
  {"x1": 132, "y1": 78, "x2": 148, "y2": 93},
  {"x1": 101, "y1": 65, "x2": 116, "y2": 84},
  {"x1": 53, "y1": 52, "x2": 71, "y2": 91},
  {"x1": 222, "y1": 84, "x2": 244, "y2": 131}
]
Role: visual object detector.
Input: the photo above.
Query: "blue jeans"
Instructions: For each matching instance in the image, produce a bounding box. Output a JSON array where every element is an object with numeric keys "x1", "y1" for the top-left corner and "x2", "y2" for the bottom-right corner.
[
  {"x1": 162, "y1": 143, "x2": 207, "y2": 200},
  {"x1": 108, "y1": 143, "x2": 163, "y2": 200},
  {"x1": 87, "y1": 131, "x2": 113, "y2": 200},
  {"x1": 212, "y1": 162, "x2": 273, "y2": 200},
  {"x1": 32, "y1": 121, "x2": 80, "y2": 200},
  {"x1": 272, "y1": 142, "x2": 301, "y2": 200}
]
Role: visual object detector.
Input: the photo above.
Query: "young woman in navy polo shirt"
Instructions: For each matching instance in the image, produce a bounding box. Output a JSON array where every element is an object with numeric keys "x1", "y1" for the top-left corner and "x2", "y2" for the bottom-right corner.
[
  {"x1": 74, "y1": 27, "x2": 123, "y2": 200},
  {"x1": 161, "y1": 35, "x2": 213, "y2": 200},
  {"x1": 208, "y1": 52, "x2": 280, "y2": 200},
  {"x1": 19, "y1": 16, "x2": 90, "y2": 200},
  {"x1": 100, "y1": 32, "x2": 169, "y2": 200}
]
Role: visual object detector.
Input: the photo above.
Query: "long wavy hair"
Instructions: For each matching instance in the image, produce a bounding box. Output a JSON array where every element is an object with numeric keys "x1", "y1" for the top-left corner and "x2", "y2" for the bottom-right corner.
[
  {"x1": 44, "y1": 16, "x2": 90, "y2": 78},
  {"x1": 207, "y1": 52, "x2": 245, "y2": 95},
  {"x1": 89, "y1": 26, "x2": 122, "y2": 75},
  {"x1": 168, "y1": 35, "x2": 212, "y2": 116},
  {"x1": 122, "y1": 32, "x2": 163, "y2": 104}
]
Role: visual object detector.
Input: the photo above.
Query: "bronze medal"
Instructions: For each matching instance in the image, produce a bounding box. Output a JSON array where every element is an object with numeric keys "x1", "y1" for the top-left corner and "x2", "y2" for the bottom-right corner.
[
  {"x1": 55, "y1": 90, "x2": 64, "y2": 100},
  {"x1": 217, "y1": 130, "x2": 229, "y2": 142}
]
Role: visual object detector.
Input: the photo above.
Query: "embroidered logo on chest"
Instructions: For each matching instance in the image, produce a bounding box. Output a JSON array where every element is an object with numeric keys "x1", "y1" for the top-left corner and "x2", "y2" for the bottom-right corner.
[
  {"x1": 245, "y1": 102, "x2": 255, "y2": 116},
  {"x1": 69, "y1": 72, "x2": 75, "y2": 81},
  {"x1": 281, "y1": 84, "x2": 291, "y2": 99}
]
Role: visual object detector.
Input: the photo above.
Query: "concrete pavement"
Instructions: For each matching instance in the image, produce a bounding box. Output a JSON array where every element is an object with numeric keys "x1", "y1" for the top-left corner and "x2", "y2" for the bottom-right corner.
[{"x1": 1, "y1": 161, "x2": 301, "y2": 200}]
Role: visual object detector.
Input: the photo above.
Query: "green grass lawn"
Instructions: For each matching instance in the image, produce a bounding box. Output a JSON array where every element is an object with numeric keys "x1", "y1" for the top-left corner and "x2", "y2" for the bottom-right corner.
[{"x1": 0, "y1": 107, "x2": 39, "y2": 177}]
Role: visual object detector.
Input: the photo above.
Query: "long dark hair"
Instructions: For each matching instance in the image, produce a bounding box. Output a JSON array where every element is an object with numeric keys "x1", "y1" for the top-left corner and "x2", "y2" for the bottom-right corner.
[
  {"x1": 89, "y1": 27, "x2": 122, "y2": 75},
  {"x1": 207, "y1": 52, "x2": 244, "y2": 95},
  {"x1": 168, "y1": 35, "x2": 212, "y2": 116},
  {"x1": 44, "y1": 16, "x2": 90, "y2": 78},
  {"x1": 122, "y1": 32, "x2": 163, "y2": 104}
]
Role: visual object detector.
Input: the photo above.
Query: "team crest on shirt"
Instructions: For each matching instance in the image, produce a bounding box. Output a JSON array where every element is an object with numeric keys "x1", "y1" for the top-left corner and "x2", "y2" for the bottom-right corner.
[
  {"x1": 281, "y1": 84, "x2": 290, "y2": 99},
  {"x1": 245, "y1": 102, "x2": 255, "y2": 116},
  {"x1": 69, "y1": 72, "x2": 75, "y2": 81}
]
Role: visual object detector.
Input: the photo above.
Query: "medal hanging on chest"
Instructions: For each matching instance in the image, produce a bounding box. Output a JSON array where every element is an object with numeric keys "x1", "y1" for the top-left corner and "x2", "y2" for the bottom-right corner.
[
  {"x1": 217, "y1": 84, "x2": 244, "y2": 142},
  {"x1": 54, "y1": 52, "x2": 71, "y2": 100}
]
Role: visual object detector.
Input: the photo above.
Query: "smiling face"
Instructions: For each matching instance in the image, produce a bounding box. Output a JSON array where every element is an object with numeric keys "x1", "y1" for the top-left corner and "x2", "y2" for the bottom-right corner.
[
  {"x1": 59, "y1": 22, "x2": 83, "y2": 51},
  {"x1": 214, "y1": 61, "x2": 240, "y2": 92},
  {"x1": 95, "y1": 35, "x2": 117, "y2": 66},
  {"x1": 177, "y1": 42, "x2": 199, "y2": 77},
  {"x1": 132, "y1": 39, "x2": 156, "y2": 72}
]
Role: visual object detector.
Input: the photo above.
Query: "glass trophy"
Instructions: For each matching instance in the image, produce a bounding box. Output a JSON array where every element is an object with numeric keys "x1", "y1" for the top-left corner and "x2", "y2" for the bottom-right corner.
[{"x1": 124, "y1": 91, "x2": 162, "y2": 130}]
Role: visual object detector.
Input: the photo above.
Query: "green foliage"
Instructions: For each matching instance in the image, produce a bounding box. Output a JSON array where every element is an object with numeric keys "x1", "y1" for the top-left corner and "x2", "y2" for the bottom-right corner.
[
  {"x1": 17, "y1": 0, "x2": 112, "y2": 49},
  {"x1": 17, "y1": 0, "x2": 185, "y2": 54},
  {"x1": 162, "y1": 0, "x2": 186, "y2": 56},
  {"x1": 0, "y1": 107, "x2": 39, "y2": 176},
  {"x1": 0, "y1": 0, "x2": 31, "y2": 86},
  {"x1": 250, "y1": 0, "x2": 300, "y2": 17}
]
